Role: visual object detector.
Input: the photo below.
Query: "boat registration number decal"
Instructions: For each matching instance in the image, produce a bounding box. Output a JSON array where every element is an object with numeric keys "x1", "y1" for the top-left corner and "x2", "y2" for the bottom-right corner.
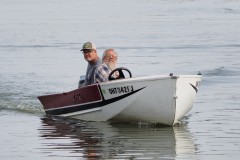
[{"x1": 108, "y1": 86, "x2": 134, "y2": 94}]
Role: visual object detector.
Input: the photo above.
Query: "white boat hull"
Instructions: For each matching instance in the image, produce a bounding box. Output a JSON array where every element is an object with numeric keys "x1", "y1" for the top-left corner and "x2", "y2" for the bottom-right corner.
[{"x1": 38, "y1": 75, "x2": 202, "y2": 126}]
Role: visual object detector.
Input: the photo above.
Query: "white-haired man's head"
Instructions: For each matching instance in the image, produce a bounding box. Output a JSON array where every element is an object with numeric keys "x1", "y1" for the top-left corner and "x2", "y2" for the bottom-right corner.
[{"x1": 102, "y1": 48, "x2": 118, "y2": 70}]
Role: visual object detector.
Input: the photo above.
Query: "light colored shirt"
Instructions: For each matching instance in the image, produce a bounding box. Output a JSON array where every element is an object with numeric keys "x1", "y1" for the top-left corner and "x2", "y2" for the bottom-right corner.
[{"x1": 84, "y1": 58, "x2": 101, "y2": 86}]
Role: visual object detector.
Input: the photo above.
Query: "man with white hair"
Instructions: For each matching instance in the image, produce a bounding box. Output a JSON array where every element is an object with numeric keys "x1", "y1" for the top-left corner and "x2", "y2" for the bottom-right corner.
[{"x1": 94, "y1": 48, "x2": 118, "y2": 83}]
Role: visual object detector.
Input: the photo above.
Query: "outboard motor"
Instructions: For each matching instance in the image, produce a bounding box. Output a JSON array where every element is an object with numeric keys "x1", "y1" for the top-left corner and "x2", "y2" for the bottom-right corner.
[{"x1": 78, "y1": 75, "x2": 86, "y2": 88}]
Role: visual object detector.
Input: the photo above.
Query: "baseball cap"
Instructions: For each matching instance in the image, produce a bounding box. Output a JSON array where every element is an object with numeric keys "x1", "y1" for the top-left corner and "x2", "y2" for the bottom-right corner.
[{"x1": 81, "y1": 42, "x2": 97, "y2": 51}]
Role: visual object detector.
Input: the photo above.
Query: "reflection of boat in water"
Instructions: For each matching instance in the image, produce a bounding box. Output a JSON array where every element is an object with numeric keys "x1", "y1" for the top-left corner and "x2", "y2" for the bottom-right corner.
[
  {"x1": 39, "y1": 116, "x2": 198, "y2": 159},
  {"x1": 38, "y1": 69, "x2": 202, "y2": 126}
]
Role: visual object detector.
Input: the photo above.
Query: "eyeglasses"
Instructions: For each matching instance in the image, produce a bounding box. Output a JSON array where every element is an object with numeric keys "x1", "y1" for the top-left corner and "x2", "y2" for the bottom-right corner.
[
  {"x1": 105, "y1": 55, "x2": 117, "y2": 59},
  {"x1": 82, "y1": 49, "x2": 93, "y2": 54}
]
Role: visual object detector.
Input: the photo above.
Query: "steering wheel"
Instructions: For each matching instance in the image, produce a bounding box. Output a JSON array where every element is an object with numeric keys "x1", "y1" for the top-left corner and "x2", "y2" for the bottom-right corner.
[{"x1": 108, "y1": 67, "x2": 132, "y2": 81}]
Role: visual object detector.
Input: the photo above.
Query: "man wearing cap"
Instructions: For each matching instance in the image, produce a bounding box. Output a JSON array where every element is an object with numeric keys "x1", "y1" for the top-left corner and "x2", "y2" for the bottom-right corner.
[{"x1": 79, "y1": 41, "x2": 101, "y2": 87}]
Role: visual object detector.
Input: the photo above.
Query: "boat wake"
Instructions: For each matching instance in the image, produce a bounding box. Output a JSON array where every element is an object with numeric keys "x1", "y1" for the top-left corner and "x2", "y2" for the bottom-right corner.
[
  {"x1": 198, "y1": 66, "x2": 239, "y2": 77},
  {"x1": 0, "y1": 99, "x2": 44, "y2": 115}
]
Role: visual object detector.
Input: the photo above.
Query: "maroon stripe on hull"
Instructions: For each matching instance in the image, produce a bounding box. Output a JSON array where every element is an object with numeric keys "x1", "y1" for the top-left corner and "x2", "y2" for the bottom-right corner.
[
  {"x1": 38, "y1": 84, "x2": 102, "y2": 110},
  {"x1": 45, "y1": 87, "x2": 146, "y2": 116}
]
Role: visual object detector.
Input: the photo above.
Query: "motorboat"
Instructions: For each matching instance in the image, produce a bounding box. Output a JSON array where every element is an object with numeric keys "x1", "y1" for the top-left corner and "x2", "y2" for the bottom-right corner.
[{"x1": 38, "y1": 67, "x2": 202, "y2": 126}]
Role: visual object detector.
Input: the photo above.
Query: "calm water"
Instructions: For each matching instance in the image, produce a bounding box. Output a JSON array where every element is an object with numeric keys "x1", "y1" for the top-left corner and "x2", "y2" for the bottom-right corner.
[{"x1": 1, "y1": 0, "x2": 240, "y2": 159}]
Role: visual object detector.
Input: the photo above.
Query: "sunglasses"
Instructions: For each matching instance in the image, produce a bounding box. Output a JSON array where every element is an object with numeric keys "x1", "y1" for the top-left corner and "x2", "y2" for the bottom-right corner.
[{"x1": 82, "y1": 49, "x2": 93, "y2": 54}]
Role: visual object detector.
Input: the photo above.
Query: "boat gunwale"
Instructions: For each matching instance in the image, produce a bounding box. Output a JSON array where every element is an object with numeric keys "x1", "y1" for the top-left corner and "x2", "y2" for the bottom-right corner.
[{"x1": 99, "y1": 74, "x2": 202, "y2": 86}]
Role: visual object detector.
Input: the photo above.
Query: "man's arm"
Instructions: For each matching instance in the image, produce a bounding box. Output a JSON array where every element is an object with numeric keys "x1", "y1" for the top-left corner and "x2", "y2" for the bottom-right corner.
[{"x1": 95, "y1": 64, "x2": 111, "y2": 83}]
